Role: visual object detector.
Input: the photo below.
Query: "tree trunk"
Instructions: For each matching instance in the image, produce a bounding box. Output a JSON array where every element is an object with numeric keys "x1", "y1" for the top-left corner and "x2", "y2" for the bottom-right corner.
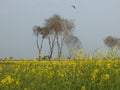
[
  {"x1": 57, "y1": 34, "x2": 66, "y2": 60},
  {"x1": 36, "y1": 36, "x2": 43, "y2": 61},
  {"x1": 48, "y1": 35, "x2": 56, "y2": 60},
  {"x1": 49, "y1": 48, "x2": 53, "y2": 60}
]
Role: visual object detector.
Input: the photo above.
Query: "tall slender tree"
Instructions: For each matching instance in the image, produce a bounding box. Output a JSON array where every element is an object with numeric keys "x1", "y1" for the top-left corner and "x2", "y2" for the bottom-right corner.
[
  {"x1": 33, "y1": 26, "x2": 46, "y2": 60},
  {"x1": 56, "y1": 19, "x2": 74, "y2": 60},
  {"x1": 44, "y1": 15, "x2": 60, "y2": 60}
]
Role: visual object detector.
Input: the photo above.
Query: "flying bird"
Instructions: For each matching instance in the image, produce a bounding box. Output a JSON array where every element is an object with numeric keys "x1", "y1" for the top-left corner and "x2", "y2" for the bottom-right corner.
[{"x1": 72, "y1": 5, "x2": 76, "y2": 9}]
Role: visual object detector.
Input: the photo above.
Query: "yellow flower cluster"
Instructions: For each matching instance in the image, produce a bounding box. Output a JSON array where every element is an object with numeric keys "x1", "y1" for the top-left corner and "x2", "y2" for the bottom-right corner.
[
  {"x1": 91, "y1": 69, "x2": 99, "y2": 81},
  {"x1": 102, "y1": 74, "x2": 110, "y2": 80},
  {"x1": 0, "y1": 59, "x2": 120, "y2": 89},
  {"x1": 1, "y1": 75, "x2": 14, "y2": 85}
]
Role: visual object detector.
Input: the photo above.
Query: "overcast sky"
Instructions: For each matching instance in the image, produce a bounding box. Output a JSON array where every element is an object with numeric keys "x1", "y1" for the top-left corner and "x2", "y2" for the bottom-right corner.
[{"x1": 0, "y1": 0, "x2": 120, "y2": 59}]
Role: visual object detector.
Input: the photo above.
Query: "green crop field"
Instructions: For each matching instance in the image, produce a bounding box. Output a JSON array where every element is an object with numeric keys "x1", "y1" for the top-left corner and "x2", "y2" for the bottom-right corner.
[{"x1": 0, "y1": 60, "x2": 120, "y2": 90}]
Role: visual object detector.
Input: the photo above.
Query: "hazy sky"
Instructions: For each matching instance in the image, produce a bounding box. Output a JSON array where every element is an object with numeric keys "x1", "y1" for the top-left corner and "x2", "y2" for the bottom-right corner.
[{"x1": 0, "y1": 0, "x2": 120, "y2": 59}]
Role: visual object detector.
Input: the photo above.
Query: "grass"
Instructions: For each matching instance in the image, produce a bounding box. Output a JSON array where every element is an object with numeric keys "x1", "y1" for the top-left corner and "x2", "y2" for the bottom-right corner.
[{"x1": 0, "y1": 60, "x2": 120, "y2": 90}]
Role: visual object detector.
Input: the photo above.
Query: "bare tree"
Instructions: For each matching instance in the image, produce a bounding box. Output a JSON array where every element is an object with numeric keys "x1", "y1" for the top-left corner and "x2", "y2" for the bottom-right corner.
[
  {"x1": 45, "y1": 14, "x2": 74, "y2": 60},
  {"x1": 44, "y1": 15, "x2": 61, "y2": 60},
  {"x1": 64, "y1": 35, "x2": 82, "y2": 60},
  {"x1": 33, "y1": 26, "x2": 46, "y2": 60},
  {"x1": 56, "y1": 18, "x2": 74, "y2": 60}
]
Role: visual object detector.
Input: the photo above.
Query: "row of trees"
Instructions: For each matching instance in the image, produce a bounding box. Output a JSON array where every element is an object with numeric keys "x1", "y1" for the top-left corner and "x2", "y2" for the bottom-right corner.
[
  {"x1": 33, "y1": 14, "x2": 81, "y2": 60},
  {"x1": 33, "y1": 14, "x2": 119, "y2": 60}
]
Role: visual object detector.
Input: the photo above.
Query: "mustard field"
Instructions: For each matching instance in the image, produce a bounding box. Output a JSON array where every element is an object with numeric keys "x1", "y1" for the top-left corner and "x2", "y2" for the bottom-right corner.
[{"x1": 0, "y1": 60, "x2": 120, "y2": 90}]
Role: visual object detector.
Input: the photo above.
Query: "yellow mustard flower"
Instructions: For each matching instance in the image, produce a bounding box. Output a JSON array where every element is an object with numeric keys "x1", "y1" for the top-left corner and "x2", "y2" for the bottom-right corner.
[
  {"x1": 81, "y1": 86, "x2": 86, "y2": 90},
  {"x1": 107, "y1": 63, "x2": 111, "y2": 69},
  {"x1": 91, "y1": 69, "x2": 99, "y2": 80},
  {"x1": 102, "y1": 74, "x2": 110, "y2": 80},
  {"x1": 16, "y1": 80, "x2": 19, "y2": 85},
  {"x1": 24, "y1": 88, "x2": 28, "y2": 90},
  {"x1": 115, "y1": 68, "x2": 120, "y2": 73},
  {"x1": 80, "y1": 49, "x2": 84, "y2": 54},
  {"x1": 58, "y1": 70, "x2": 66, "y2": 77},
  {"x1": 89, "y1": 56, "x2": 93, "y2": 60},
  {"x1": 1, "y1": 75, "x2": 14, "y2": 85}
]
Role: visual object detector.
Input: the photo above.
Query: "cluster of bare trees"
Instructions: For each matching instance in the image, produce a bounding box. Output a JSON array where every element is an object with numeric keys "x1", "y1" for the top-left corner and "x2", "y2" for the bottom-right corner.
[
  {"x1": 33, "y1": 14, "x2": 120, "y2": 61},
  {"x1": 33, "y1": 14, "x2": 82, "y2": 60}
]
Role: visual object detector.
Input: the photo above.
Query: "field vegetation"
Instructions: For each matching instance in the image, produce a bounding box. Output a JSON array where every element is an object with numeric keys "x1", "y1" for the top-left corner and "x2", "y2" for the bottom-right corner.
[{"x1": 0, "y1": 48, "x2": 120, "y2": 90}]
